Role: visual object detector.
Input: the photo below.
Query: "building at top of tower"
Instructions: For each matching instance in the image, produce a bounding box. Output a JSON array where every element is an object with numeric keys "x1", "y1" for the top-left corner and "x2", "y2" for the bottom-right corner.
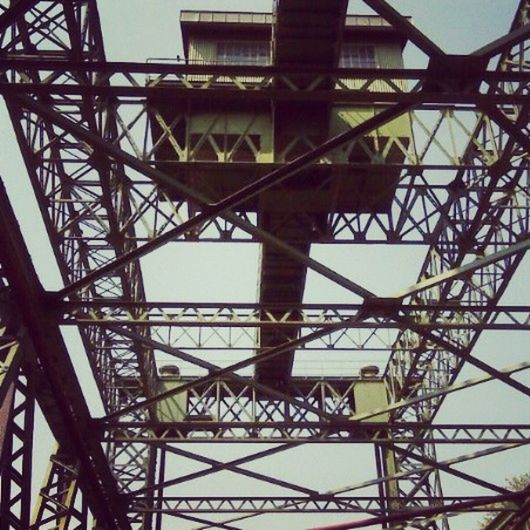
[{"x1": 148, "y1": 4, "x2": 411, "y2": 386}]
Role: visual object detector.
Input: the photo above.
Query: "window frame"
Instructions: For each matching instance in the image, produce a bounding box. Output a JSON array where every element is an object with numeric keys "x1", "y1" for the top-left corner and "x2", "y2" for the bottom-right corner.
[
  {"x1": 216, "y1": 41, "x2": 270, "y2": 66},
  {"x1": 339, "y1": 44, "x2": 378, "y2": 68}
]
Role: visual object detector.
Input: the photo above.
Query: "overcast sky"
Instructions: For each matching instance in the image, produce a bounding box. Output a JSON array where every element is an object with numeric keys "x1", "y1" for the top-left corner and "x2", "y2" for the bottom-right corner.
[{"x1": 1, "y1": 2, "x2": 527, "y2": 529}]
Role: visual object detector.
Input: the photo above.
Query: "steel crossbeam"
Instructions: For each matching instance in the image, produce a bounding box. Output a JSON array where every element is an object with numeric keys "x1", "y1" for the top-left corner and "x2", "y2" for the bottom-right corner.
[
  {"x1": 61, "y1": 302, "x2": 530, "y2": 328},
  {"x1": 0, "y1": 59, "x2": 528, "y2": 105},
  {"x1": 0, "y1": 0, "x2": 158, "y2": 518},
  {"x1": 30, "y1": 448, "x2": 87, "y2": 530},
  {"x1": 0, "y1": 178, "x2": 130, "y2": 529},
  {"x1": 0, "y1": 0, "x2": 528, "y2": 529},
  {"x1": 101, "y1": 423, "x2": 530, "y2": 444},
  {"x1": 127, "y1": 495, "x2": 523, "y2": 514},
  {"x1": 306, "y1": 490, "x2": 530, "y2": 530},
  {"x1": 175, "y1": 443, "x2": 524, "y2": 530},
  {"x1": 59, "y1": 299, "x2": 530, "y2": 373},
  {"x1": 379, "y1": 0, "x2": 530, "y2": 519},
  {"x1": 97, "y1": 361, "x2": 530, "y2": 426}
]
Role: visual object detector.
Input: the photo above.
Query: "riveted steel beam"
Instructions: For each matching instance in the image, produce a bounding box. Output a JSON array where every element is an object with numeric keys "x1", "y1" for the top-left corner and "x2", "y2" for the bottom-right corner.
[{"x1": 0, "y1": 181, "x2": 130, "y2": 530}]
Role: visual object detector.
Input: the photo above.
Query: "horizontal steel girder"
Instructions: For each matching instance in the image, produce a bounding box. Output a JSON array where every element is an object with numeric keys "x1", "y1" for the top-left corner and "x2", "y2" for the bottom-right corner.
[
  {"x1": 0, "y1": 1, "x2": 528, "y2": 528},
  {"x1": 0, "y1": 56, "x2": 524, "y2": 101},
  {"x1": 101, "y1": 423, "x2": 530, "y2": 444},
  {"x1": 127, "y1": 495, "x2": 521, "y2": 514},
  {"x1": 0, "y1": 80, "x2": 527, "y2": 106},
  {"x1": 62, "y1": 303, "x2": 530, "y2": 332}
]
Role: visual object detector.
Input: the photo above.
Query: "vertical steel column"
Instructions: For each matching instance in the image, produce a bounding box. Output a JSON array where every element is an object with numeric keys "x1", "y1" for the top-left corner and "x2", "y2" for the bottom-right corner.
[
  {"x1": 0, "y1": 367, "x2": 35, "y2": 530},
  {"x1": 31, "y1": 447, "x2": 87, "y2": 530},
  {"x1": 1, "y1": 272, "x2": 32, "y2": 530}
]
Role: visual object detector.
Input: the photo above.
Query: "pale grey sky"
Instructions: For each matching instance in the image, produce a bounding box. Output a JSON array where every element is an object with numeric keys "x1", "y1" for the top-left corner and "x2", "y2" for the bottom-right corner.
[{"x1": 1, "y1": 1, "x2": 527, "y2": 529}]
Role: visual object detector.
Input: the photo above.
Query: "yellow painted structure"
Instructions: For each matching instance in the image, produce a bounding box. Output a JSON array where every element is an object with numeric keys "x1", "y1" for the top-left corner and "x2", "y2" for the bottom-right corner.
[
  {"x1": 148, "y1": 10, "x2": 412, "y2": 385},
  {"x1": 155, "y1": 368, "x2": 187, "y2": 423},
  {"x1": 353, "y1": 380, "x2": 390, "y2": 422},
  {"x1": 162, "y1": 11, "x2": 412, "y2": 173}
]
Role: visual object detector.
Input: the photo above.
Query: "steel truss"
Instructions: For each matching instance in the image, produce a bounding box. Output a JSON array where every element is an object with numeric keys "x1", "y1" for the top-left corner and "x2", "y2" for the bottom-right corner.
[
  {"x1": 0, "y1": 355, "x2": 34, "y2": 530},
  {"x1": 1, "y1": 233, "x2": 84, "y2": 530},
  {"x1": 0, "y1": 0, "x2": 529, "y2": 529},
  {"x1": 127, "y1": 493, "x2": 530, "y2": 515}
]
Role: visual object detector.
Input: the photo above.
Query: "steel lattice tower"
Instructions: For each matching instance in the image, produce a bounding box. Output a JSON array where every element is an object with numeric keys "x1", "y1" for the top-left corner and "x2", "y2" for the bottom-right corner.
[{"x1": 0, "y1": 1, "x2": 529, "y2": 529}]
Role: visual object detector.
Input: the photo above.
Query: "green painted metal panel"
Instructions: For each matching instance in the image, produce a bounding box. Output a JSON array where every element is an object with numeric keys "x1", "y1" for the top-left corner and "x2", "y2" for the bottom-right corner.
[
  {"x1": 155, "y1": 378, "x2": 187, "y2": 422},
  {"x1": 353, "y1": 380, "x2": 389, "y2": 422},
  {"x1": 330, "y1": 107, "x2": 411, "y2": 164},
  {"x1": 188, "y1": 111, "x2": 273, "y2": 162},
  {"x1": 184, "y1": 36, "x2": 410, "y2": 165}
]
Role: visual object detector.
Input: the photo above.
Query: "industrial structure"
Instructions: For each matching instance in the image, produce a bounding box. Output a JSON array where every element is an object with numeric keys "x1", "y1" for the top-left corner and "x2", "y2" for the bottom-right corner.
[{"x1": 0, "y1": 0, "x2": 529, "y2": 529}]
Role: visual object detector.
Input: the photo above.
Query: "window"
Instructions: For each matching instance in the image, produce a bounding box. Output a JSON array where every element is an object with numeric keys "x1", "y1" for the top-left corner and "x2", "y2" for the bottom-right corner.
[
  {"x1": 339, "y1": 45, "x2": 377, "y2": 68},
  {"x1": 217, "y1": 41, "x2": 269, "y2": 65}
]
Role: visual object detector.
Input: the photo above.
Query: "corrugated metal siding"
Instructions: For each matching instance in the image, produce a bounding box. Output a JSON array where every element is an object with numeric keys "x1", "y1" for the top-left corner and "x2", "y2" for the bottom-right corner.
[
  {"x1": 185, "y1": 37, "x2": 409, "y2": 164},
  {"x1": 333, "y1": 40, "x2": 411, "y2": 162},
  {"x1": 189, "y1": 38, "x2": 216, "y2": 64},
  {"x1": 377, "y1": 43, "x2": 404, "y2": 68},
  {"x1": 187, "y1": 38, "x2": 216, "y2": 84},
  {"x1": 376, "y1": 43, "x2": 407, "y2": 92}
]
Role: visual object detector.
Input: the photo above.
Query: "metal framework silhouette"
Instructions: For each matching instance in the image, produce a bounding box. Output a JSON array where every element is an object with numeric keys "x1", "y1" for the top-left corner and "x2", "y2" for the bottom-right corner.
[{"x1": 0, "y1": 1, "x2": 529, "y2": 529}]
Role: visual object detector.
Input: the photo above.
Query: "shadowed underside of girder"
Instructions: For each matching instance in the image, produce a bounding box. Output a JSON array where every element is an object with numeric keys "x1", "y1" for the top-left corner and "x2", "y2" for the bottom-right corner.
[
  {"x1": 257, "y1": 0, "x2": 348, "y2": 385},
  {"x1": 273, "y1": 0, "x2": 348, "y2": 67}
]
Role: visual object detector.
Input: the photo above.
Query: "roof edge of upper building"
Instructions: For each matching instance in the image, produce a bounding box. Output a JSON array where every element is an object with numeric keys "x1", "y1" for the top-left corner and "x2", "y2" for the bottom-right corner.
[{"x1": 180, "y1": 10, "x2": 411, "y2": 26}]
